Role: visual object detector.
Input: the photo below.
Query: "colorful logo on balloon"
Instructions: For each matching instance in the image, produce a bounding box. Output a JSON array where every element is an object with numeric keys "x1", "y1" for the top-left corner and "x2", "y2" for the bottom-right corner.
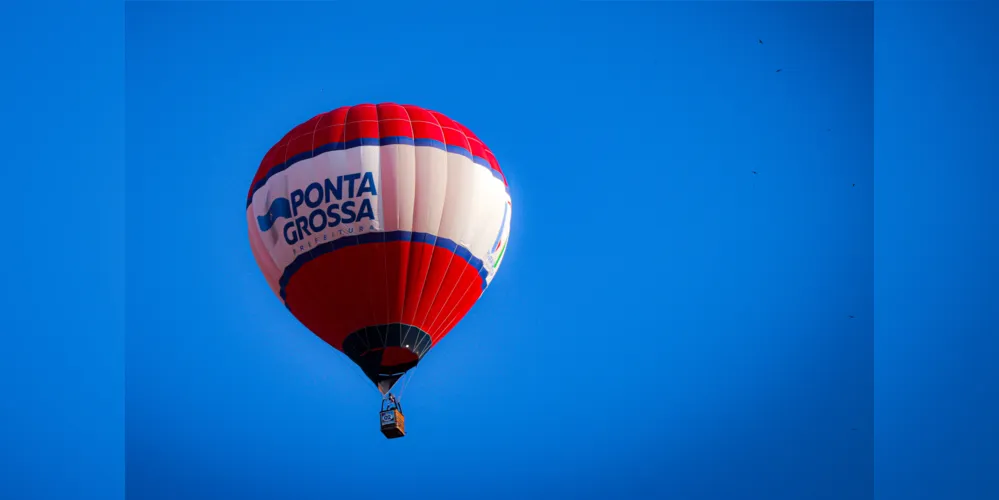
[
  {"x1": 489, "y1": 200, "x2": 511, "y2": 268},
  {"x1": 256, "y1": 171, "x2": 379, "y2": 246}
]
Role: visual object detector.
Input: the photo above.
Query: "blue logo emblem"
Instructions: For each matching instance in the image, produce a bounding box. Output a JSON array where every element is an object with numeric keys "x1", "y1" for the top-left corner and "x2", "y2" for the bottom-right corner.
[{"x1": 257, "y1": 197, "x2": 293, "y2": 232}]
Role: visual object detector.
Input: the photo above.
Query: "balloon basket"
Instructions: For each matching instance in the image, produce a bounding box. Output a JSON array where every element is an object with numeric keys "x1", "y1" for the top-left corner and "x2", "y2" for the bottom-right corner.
[{"x1": 380, "y1": 409, "x2": 406, "y2": 439}]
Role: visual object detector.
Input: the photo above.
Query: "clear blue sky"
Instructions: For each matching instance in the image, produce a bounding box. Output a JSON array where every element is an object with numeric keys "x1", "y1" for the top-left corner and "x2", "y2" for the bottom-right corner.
[
  {"x1": 124, "y1": 2, "x2": 872, "y2": 498},
  {"x1": 2, "y1": 1, "x2": 998, "y2": 500}
]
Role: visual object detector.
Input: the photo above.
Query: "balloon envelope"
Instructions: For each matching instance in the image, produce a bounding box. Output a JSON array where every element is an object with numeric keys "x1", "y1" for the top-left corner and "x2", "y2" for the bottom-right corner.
[{"x1": 246, "y1": 103, "x2": 512, "y2": 393}]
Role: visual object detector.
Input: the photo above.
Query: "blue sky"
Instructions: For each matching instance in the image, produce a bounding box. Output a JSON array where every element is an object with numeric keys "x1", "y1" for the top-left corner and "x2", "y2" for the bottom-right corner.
[
  {"x1": 2, "y1": 1, "x2": 998, "y2": 500},
  {"x1": 123, "y1": 3, "x2": 872, "y2": 498}
]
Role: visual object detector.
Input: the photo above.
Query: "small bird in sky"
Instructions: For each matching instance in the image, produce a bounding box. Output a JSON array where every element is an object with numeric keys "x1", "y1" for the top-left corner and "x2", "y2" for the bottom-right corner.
[
  {"x1": 752, "y1": 170, "x2": 758, "y2": 175},
  {"x1": 852, "y1": 183, "x2": 856, "y2": 187},
  {"x1": 758, "y1": 39, "x2": 763, "y2": 44},
  {"x1": 849, "y1": 315, "x2": 855, "y2": 319},
  {"x1": 776, "y1": 69, "x2": 783, "y2": 73}
]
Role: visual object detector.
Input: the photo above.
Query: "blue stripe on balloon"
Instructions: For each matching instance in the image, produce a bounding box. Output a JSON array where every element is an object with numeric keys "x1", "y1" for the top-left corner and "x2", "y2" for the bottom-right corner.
[
  {"x1": 277, "y1": 230, "x2": 489, "y2": 303},
  {"x1": 247, "y1": 137, "x2": 507, "y2": 208}
]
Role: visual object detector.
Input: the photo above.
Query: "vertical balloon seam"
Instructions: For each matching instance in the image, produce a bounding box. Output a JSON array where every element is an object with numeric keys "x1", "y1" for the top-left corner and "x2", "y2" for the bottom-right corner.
[
  {"x1": 407, "y1": 115, "x2": 434, "y2": 359},
  {"x1": 349, "y1": 108, "x2": 378, "y2": 354},
  {"x1": 423, "y1": 116, "x2": 466, "y2": 347},
  {"x1": 409, "y1": 109, "x2": 443, "y2": 349},
  {"x1": 327, "y1": 108, "x2": 371, "y2": 354},
  {"x1": 286, "y1": 115, "x2": 322, "y2": 346},
  {"x1": 410, "y1": 104, "x2": 436, "y2": 347},
  {"x1": 300, "y1": 113, "x2": 329, "y2": 328},
  {"x1": 432, "y1": 221, "x2": 493, "y2": 339},
  {"x1": 431, "y1": 123, "x2": 488, "y2": 344},
  {"x1": 396, "y1": 105, "x2": 420, "y2": 355},
  {"x1": 375, "y1": 105, "x2": 395, "y2": 357},
  {"x1": 379, "y1": 105, "x2": 410, "y2": 364},
  {"x1": 370, "y1": 105, "x2": 391, "y2": 350},
  {"x1": 434, "y1": 121, "x2": 503, "y2": 342},
  {"x1": 423, "y1": 116, "x2": 481, "y2": 344},
  {"x1": 289, "y1": 114, "x2": 320, "y2": 348},
  {"x1": 349, "y1": 106, "x2": 386, "y2": 351},
  {"x1": 433, "y1": 244, "x2": 487, "y2": 341},
  {"x1": 440, "y1": 150, "x2": 496, "y2": 335},
  {"x1": 429, "y1": 112, "x2": 476, "y2": 348},
  {"x1": 418, "y1": 110, "x2": 455, "y2": 350}
]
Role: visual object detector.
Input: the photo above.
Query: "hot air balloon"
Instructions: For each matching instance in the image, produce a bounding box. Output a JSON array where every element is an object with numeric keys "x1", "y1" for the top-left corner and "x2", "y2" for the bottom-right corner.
[{"x1": 246, "y1": 103, "x2": 512, "y2": 438}]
